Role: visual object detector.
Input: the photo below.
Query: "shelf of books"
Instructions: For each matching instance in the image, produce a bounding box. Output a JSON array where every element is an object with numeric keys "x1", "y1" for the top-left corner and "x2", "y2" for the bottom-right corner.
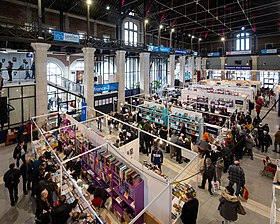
[
  {"x1": 82, "y1": 148, "x2": 144, "y2": 224},
  {"x1": 171, "y1": 183, "x2": 195, "y2": 224}
]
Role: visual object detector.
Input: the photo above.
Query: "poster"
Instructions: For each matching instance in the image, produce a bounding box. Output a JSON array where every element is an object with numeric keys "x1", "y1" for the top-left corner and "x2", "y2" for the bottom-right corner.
[
  {"x1": 76, "y1": 70, "x2": 84, "y2": 84},
  {"x1": 12, "y1": 57, "x2": 17, "y2": 62}
]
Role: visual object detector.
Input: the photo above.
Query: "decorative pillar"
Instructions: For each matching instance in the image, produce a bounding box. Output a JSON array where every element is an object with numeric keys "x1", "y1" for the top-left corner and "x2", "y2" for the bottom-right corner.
[
  {"x1": 220, "y1": 56, "x2": 226, "y2": 79},
  {"x1": 116, "y1": 50, "x2": 126, "y2": 109},
  {"x1": 188, "y1": 56, "x2": 195, "y2": 83},
  {"x1": 82, "y1": 47, "x2": 96, "y2": 109},
  {"x1": 179, "y1": 56, "x2": 186, "y2": 87},
  {"x1": 139, "y1": 52, "x2": 150, "y2": 95},
  {"x1": 31, "y1": 42, "x2": 50, "y2": 117},
  {"x1": 202, "y1": 58, "x2": 207, "y2": 79},
  {"x1": 251, "y1": 55, "x2": 258, "y2": 81},
  {"x1": 168, "y1": 55, "x2": 175, "y2": 87}
]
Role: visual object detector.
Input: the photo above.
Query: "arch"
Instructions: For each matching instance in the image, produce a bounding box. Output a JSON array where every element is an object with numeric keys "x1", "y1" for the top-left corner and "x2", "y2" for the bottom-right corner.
[{"x1": 47, "y1": 57, "x2": 66, "y2": 76}]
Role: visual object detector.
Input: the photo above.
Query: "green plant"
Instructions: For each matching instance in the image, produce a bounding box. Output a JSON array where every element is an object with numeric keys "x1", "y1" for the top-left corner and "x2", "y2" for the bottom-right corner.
[
  {"x1": 152, "y1": 80, "x2": 162, "y2": 91},
  {"x1": 134, "y1": 82, "x2": 140, "y2": 88}
]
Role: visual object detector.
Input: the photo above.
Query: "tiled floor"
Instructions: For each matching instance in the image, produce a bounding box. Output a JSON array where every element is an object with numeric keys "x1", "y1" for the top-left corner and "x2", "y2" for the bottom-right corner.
[{"x1": 0, "y1": 107, "x2": 279, "y2": 223}]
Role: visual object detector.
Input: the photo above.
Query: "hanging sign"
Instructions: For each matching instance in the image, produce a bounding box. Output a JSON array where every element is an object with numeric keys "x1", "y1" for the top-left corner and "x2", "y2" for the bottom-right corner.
[
  {"x1": 260, "y1": 49, "x2": 278, "y2": 54},
  {"x1": 224, "y1": 66, "x2": 251, "y2": 70},
  {"x1": 94, "y1": 82, "x2": 119, "y2": 94},
  {"x1": 147, "y1": 45, "x2": 170, "y2": 53},
  {"x1": 207, "y1": 52, "x2": 221, "y2": 57},
  {"x1": 174, "y1": 49, "x2": 188, "y2": 55},
  {"x1": 54, "y1": 31, "x2": 80, "y2": 44},
  {"x1": 226, "y1": 50, "x2": 251, "y2": 55}
]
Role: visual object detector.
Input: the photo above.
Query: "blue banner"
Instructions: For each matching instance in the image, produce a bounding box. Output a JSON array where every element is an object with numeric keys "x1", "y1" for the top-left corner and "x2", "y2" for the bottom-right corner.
[
  {"x1": 225, "y1": 66, "x2": 251, "y2": 70},
  {"x1": 207, "y1": 52, "x2": 220, "y2": 57},
  {"x1": 81, "y1": 102, "x2": 87, "y2": 121},
  {"x1": 147, "y1": 45, "x2": 170, "y2": 53},
  {"x1": 54, "y1": 31, "x2": 80, "y2": 44},
  {"x1": 174, "y1": 49, "x2": 188, "y2": 55},
  {"x1": 260, "y1": 49, "x2": 278, "y2": 54},
  {"x1": 94, "y1": 82, "x2": 119, "y2": 94}
]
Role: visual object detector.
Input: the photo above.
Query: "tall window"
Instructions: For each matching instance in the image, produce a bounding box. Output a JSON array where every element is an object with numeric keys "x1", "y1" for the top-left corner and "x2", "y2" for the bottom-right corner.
[
  {"x1": 150, "y1": 58, "x2": 168, "y2": 90},
  {"x1": 124, "y1": 22, "x2": 138, "y2": 45},
  {"x1": 125, "y1": 57, "x2": 139, "y2": 89},
  {"x1": 47, "y1": 62, "x2": 62, "y2": 85},
  {"x1": 95, "y1": 56, "x2": 116, "y2": 84},
  {"x1": 235, "y1": 33, "x2": 250, "y2": 51}
]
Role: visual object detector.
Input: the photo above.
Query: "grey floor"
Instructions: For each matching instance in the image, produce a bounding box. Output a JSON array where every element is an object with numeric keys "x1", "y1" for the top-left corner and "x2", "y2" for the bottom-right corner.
[{"x1": 0, "y1": 107, "x2": 279, "y2": 223}]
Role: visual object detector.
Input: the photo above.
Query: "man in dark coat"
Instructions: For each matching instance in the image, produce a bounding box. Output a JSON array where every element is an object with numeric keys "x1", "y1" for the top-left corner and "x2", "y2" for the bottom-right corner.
[
  {"x1": 13, "y1": 139, "x2": 27, "y2": 167},
  {"x1": 180, "y1": 191, "x2": 199, "y2": 224},
  {"x1": 228, "y1": 161, "x2": 245, "y2": 196},
  {"x1": 198, "y1": 158, "x2": 216, "y2": 195},
  {"x1": 52, "y1": 195, "x2": 78, "y2": 224},
  {"x1": 20, "y1": 156, "x2": 33, "y2": 195},
  {"x1": 3, "y1": 163, "x2": 21, "y2": 206}
]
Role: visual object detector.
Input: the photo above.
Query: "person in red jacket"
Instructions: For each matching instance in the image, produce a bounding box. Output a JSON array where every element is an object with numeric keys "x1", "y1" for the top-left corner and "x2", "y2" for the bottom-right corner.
[{"x1": 255, "y1": 96, "x2": 264, "y2": 119}]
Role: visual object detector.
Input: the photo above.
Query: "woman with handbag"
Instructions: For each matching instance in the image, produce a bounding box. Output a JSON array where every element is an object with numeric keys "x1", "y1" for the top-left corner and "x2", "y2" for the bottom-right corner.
[{"x1": 219, "y1": 186, "x2": 245, "y2": 224}]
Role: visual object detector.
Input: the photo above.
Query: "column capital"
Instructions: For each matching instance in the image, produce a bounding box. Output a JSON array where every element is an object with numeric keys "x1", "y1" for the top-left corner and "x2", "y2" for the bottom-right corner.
[
  {"x1": 169, "y1": 54, "x2": 175, "y2": 58},
  {"x1": 140, "y1": 52, "x2": 150, "y2": 57},
  {"x1": 250, "y1": 55, "x2": 259, "y2": 59},
  {"x1": 31, "y1": 42, "x2": 51, "y2": 51},
  {"x1": 82, "y1": 47, "x2": 96, "y2": 54},
  {"x1": 116, "y1": 50, "x2": 126, "y2": 55}
]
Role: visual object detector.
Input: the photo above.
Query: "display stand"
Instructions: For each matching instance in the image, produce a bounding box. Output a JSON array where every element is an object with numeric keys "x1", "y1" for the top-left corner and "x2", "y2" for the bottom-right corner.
[{"x1": 181, "y1": 88, "x2": 249, "y2": 112}]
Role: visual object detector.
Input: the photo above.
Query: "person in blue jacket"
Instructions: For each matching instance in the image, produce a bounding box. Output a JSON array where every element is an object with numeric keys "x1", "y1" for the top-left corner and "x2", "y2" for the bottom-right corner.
[{"x1": 151, "y1": 146, "x2": 163, "y2": 171}]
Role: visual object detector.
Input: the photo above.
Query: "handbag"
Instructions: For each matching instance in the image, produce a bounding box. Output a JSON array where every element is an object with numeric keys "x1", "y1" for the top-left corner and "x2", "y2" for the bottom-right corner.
[
  {"x1": 240, "y1": 186, "x2": 249, "y2": 201},
  {"x1": 211, "y1": 181, "x2": 220, "y2": 193},
  {"x1": 237, "y1": 203, "x2": 246, "y2": 215}
]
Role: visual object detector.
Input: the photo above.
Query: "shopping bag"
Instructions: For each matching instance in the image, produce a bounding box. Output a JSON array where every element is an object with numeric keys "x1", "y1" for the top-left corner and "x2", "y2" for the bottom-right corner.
[
  {"x1": 240, "y1": 186, "x2": 249, "y2": 201},
  {"x1": 211, "y1": 181, "x2": 220, "y2": 193},
  {"x1": 237, "y1": 203, "x2": 246, "y2": 215}
]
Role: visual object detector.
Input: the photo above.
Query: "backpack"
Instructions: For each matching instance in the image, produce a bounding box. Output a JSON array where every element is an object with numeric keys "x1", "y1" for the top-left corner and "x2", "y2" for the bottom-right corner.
[{"x1": 4, "y1": 171, "x2": 15, "y2": 187}]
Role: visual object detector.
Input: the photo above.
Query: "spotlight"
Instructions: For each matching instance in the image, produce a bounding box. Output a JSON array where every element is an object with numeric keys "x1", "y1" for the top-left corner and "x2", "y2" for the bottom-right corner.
[
  {"x1": 221, "y1": 37, "x2": 225, "y2": 41},
  {"x1": 86, "y1": 0, "x2": 92, "y2": 5},
  {"x1": 106, "y1": 6, "x2": 110, "y2": 10},
  {"x1": 159, "y1": 24, "x2": 163, "y2": 29},
  {"x1": 145, "y1": 19, "x2": 149, "y2": 24}
]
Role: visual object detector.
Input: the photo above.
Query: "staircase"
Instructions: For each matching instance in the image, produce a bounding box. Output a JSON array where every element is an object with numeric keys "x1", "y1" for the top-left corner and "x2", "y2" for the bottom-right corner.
[{"x1": 47, "y1": 74, "x2": 84, "y2": 98}]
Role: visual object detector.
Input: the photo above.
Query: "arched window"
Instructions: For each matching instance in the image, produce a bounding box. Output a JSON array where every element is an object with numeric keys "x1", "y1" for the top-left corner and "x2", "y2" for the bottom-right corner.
[
  {"x1": 124, "y1": 22, "x2": 138, "y2": 45},
  {"x1": 47, "y1": 62, "x2": 62, "y2": 85},
  {"x1": 235, "y1": 32, "x2": 250, "y2": 51}
]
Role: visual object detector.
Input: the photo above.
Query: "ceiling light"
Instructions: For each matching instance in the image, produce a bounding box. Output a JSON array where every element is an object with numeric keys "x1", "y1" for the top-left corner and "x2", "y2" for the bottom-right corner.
[
  {"x1": 191, "y1": 35, "x2": 194, "y2": 39},
  {"x1": 145, "y1": 19, "x2": 149, "y2": 24},
  {"x1": 171, "y1": 28, "x2": 175, "y2": 32},
  {"x1": 241, "y1": 27, "x2": 245, "y2": 30},
  {"x1": 159, "y1": 24, "x2": 163, "y2": 29},
  {"x1": 199, "y1": 38, "x2": 202, "y2": 41},
  {"x1": 188, "y1": 34, "x2": 191, "y2": 37},
  {"x1": 221, "y1": 37, "x2": 225, "y2": 41},
  {"x1": 86, "y1": 0, "x2": 92, "y2": 5},
  {"x1": 106, "y1": 6, "x2": 110, "y2": 10}
]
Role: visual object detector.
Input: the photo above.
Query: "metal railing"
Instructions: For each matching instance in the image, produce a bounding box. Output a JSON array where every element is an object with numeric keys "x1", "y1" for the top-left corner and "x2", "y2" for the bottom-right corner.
[
  {"x1": 0, "y1": 68, "x2": 35, "y2": 84},
  {"x1": 47, "y1": 74, "x2": 84, "y2": 96}
]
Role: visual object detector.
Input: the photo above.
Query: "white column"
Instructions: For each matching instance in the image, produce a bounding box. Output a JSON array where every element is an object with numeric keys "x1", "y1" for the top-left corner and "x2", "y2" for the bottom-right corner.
[
  {"x1": 116, "y1": 50, "x2": 126, "y2": 109},
  {"x1": 188, "y1": 56, "x2": 195, "y2": 83},
  {"x1": 168, "y1": 55, "x2": 175, "y2": 87},
  {"x1": 139, "y1": 52, "x2": 150, "y2": 95},
  {"x1": 179, "y1": 56, "x2": 186, "y2": 86},
  {"x1": 31, "y1": 42, "x2": 50, "y2": 117},
  {"x1": 82, "y1": 47, "x2": 96, "y2": 109},
  {"x1": 202, "y1": 57, "x2": 207, "y2": 79},
  {"x1": 251, "y1": 55, "x2": 258, "y2": 81},
  {"x1": 220, "y1": 56, "x2": 226, "y2": 79}
]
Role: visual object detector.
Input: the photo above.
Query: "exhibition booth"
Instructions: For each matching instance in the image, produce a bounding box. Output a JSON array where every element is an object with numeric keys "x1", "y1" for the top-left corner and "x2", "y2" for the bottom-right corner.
[{"x1": 30, "y1": 107, "x2": 200, "y2": 224}]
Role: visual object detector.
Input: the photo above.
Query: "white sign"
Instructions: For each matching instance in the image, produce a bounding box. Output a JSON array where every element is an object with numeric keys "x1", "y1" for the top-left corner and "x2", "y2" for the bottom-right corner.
[{"x1": 226, "y1": 50, "x2": 251, "y2": 55}]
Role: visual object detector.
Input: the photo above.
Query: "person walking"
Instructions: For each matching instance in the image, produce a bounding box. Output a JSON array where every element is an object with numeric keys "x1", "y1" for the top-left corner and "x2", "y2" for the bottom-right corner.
[
  {"x1": 228, "y1": 161, "x2": 245, "y2": 196},
  {"x1": 151, "y1": 146, "x2": 163, "y2": 171},
  {"x1": 273, "y1": 128, "x2": 280, "y2": 153},
  {"x1": 215, "y1": 157, "x2": 224, "y2": 184},
  {"x1": 3, "y1": 163, "x2": 21, "y2": 206},
  {"x1": 20, "y1": 156, "x2": 32, "y2": 195},
  {"x1": 219, "y1": 186, "x2": 241, "y2": 224},
  {"x1": 180, "y1": 191, "x2": 199, "y2": 224},
  {"x1": 255, "y1": 96, "x2": 264, "y2": 119},
  {"x1": 13, "y1": 139, "x2": 27, "y2": 168},
  {"x1": 262, "y1": 131, "x2": 273, "y2": 153},
  {"x1": 198, "y1": 158, "x2": 216, "y2": 195},
  {"x1": 7, "y1": 61, "x2": 13, "y2": 81},
  {"x1": 245, "y1": 135, "x2": 254, "y2": 160}
]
